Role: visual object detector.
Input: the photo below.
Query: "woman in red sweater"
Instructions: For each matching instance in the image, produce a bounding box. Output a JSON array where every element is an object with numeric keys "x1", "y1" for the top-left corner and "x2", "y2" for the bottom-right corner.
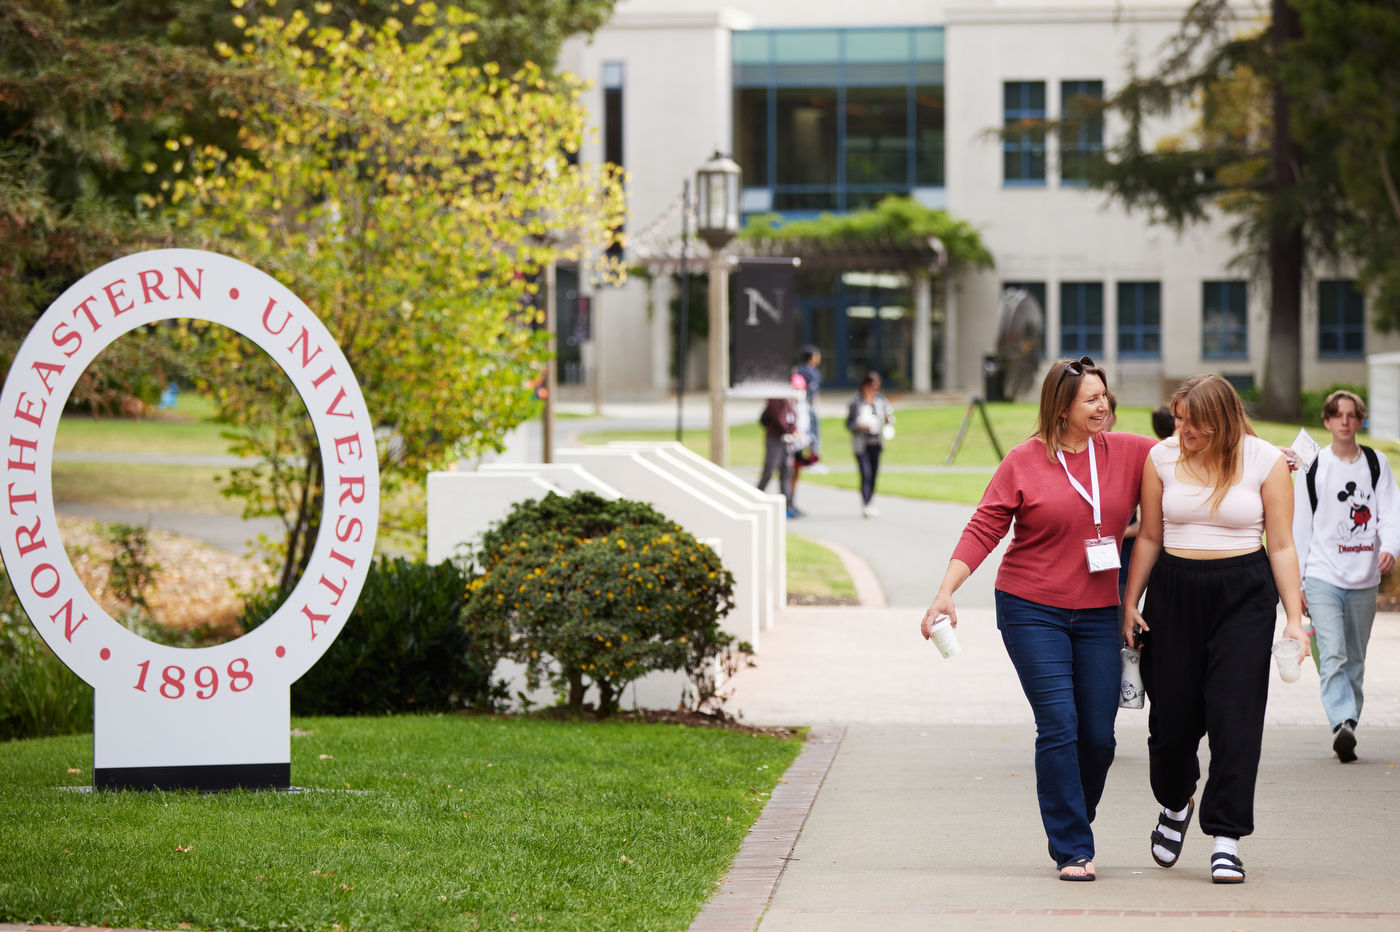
[{"x1": 921, "y1": 357, "x2": 1157, "y2": 881}]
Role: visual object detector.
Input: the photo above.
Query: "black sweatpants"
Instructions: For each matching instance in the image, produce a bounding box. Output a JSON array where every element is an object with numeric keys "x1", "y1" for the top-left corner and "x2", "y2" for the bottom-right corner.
[
  {"x1": 855, "y1": 444, "x2": 882, "y2": 505},
  {"x1": 1140, "y1": 549, "x2": 1276, "y2": 838}
]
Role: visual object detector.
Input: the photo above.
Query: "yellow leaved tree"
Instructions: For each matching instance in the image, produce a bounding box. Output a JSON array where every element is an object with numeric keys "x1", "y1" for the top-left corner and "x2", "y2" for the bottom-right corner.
[{"x1": 169, "y1": 4, "x2": 625, "y2": 596}]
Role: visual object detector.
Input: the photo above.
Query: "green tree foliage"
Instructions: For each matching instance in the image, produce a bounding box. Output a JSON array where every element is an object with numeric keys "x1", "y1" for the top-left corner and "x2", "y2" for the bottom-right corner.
[
  {"x1": 0, "y1": 0, "x2": 246, "y2": 385},
  {"x1": 466, "y1": 493, "x2": 740, "y2": 717},
  {"x1": 0, "y1": 562, "x2": 94, "y2": 739},
  {"x1": 740, "y1": 195, "x2": 995, "y2": 271},
  {"x1": 1019, "y1": 0, "x2": 1348, "y2": 419},
  {"x1": 165, "y1": 6, "x2": 626, "y2": 594},
  {"x1": 1287, "y1": 0, "x2": 1400, "y2": 331}
]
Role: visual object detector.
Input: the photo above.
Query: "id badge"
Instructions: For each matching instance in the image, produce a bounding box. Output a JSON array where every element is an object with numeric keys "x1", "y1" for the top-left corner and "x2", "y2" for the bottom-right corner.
[{"x1": 1084, "y1": 536, "x2": 1120, "y2": 573}]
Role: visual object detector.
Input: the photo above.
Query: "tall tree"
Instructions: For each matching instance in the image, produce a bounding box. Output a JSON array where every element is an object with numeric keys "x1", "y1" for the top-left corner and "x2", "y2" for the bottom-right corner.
[
  {"x1": 1, "y1": 0, "x2": 618, "y2": 383},
  {"x1": 171, "y1": 6, "x2": 625, "y2": 595},
  {"x1": 1287, "y1": 0, "x2": 1400, "y2": 332},
  {"x1": 1033, "y1": 0, "x2": 1336, "y2": 419}
]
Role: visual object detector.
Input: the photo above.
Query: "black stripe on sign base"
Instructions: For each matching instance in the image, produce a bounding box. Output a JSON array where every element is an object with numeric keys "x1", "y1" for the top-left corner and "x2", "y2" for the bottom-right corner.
[{"x1": 93, "y1": 762, "x2": 290, "y2": 792}]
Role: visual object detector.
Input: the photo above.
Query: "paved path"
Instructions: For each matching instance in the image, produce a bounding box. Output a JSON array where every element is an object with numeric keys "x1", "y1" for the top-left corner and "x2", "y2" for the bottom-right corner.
[
  {"x1": 776, "y1": 482, "x2": 999, "y2": 610},
  {"x1": 55, "y1": 503, "x2": 282, "y2": 555},
  {"x1": 713, "y1": 606, "x2": 1400, "y2": 929}
]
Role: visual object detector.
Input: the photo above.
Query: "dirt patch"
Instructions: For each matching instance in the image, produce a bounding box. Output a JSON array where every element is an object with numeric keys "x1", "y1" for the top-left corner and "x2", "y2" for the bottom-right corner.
[
  {"x1": 468, "y1": 706, "x2": 798, "y2": 739},
  {"x1": 787, "y1": 591, "x2": 859, "y2": 606},
  {"x1": 59, "y1": 516, "x2": 272, "y2": 638}
]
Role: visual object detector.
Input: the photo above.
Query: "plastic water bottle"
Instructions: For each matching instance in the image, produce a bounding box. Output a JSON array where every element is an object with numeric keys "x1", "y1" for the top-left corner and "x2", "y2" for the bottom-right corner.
[{"x1": 1120, "y1": 646, "x2": 1144, "y2": 708}]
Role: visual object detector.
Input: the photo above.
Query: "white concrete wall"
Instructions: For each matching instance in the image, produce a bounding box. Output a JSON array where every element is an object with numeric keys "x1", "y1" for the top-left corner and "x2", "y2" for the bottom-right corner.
[
  {"x1": 479, "y1": 463, "x2": 622, "y2": 499},
  {"x1": 425, "y1": 473, "x2": 566, "y2": 564},
  {"x1": 557, "y1": 447, "x2": 764, "y2": 648},
  {"x1": 605, "y1": 440, "x2": 787, "y2": 611}
]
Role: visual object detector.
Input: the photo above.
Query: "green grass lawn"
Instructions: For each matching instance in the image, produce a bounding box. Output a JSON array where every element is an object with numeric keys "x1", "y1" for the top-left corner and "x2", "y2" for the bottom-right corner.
[
  {"x1": 800, "y1": 471, "x2": 997, "y2": 506},
  {"x1": 785, "y1": 533, "x2": 857, "y2": 600},
  {"x1": 56, "y1": 393, "x2": 230, "y2": 456},
  {"x1": 51, "y1": 463, "x2": 242, "y2": 514},
  {"x1": 1, "y1": 715, "x2": 803, "y2": 932},
  {"x1": 587, "y1": 403, "x2": 1400, "y2": 506},
  {"x1": 581, "y1": 404, "x2": 1046, "y2": 468}
]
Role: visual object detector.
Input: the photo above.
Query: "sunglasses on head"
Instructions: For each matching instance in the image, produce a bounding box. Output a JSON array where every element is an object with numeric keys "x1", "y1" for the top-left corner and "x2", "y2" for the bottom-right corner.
[{"x1": 1055, "y1": 356, "x2": 1095, "y2": 391}]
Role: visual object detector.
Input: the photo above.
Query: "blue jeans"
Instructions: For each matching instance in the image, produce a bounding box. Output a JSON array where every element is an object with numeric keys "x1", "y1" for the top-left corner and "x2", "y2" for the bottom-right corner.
[
  {"x1": 995, "y1": 590, "x2": 1121, "y2": 866},
  {"x1": 1305, "y1": 578, "x2": 1378, "y2": 730}
]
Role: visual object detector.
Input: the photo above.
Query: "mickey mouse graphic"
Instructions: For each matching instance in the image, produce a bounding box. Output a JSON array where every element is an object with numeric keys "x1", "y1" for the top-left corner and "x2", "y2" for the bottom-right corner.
[{"x1": 1337, "y1": 481, "x2": 1375, "y2": 541}]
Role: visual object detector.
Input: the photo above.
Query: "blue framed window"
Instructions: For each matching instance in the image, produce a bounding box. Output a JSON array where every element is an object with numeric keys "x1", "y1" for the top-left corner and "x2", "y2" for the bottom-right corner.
[
  {"x1": 1117, "y1": 282, "x2": 1161, "y2": 358},
  {"x1": 1060, "y1": 282, "x2": 1103, "y2": 355},
  {"x1": 733, "y1": 28, "x2": 944, "y2": 216},
  {"x1": 1203, "y1": 281, "x2": 1248, "y2": 359},
  {"x1": 1059, "y1": 80, "x2": 1103, "y2": 186},
  {"x1": 1004, "y1": 81, "x2": 1046, "y2": 186},
  {"x1": 1003, "y1": 282, "x2": 1047, "y2": 358},
  {"x1": 1319, "y1": 279, "x2": 1365, "y2": 358}
]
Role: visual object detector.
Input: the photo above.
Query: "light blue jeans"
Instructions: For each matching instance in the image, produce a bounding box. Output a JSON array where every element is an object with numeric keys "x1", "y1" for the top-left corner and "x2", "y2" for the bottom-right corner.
[{"x1": 1304, "y1": 578, "x2": 1378, "y2": 730}]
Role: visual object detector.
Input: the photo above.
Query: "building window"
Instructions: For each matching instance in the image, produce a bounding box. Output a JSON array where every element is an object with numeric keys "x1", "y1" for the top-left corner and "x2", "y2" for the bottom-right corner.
[
  {"x1": 602, "y1": 62, "x2": 624, "y2": 257},
  {"x1": 1117, "y1": 281, "x2": 1161, "y2": 359},
  {"x1": 1060, "y1": 282, "x2": 1103, "y2": 355},
  {"x1": 1202, "y1": 281, "x2": 1248, "y2": 359},
  {"x1": 733, "y1": 27, "x2": 945, "y2": 216},
  {"x1": 1059, "y1": 80, "x2": 1103, "y2": 186},
  {"x1": 1002, "y1": 282, "x2": 1047, "y2": 358},
  {"x1": 1319, "y1": 279, "x2": 1365, "y2": 358},
  {"x1": 1004, "y1": 81, "x2": 1046, "y2": 186}
]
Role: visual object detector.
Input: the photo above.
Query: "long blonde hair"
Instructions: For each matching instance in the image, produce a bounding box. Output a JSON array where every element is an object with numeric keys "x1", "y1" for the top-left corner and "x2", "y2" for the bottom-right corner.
[
  {"x1": 1035, "y1": 356, "x2": 1109, "y2": 461},
  {"x1": 1170, "y1": 374, "x2": 1257, "y2": 514}
]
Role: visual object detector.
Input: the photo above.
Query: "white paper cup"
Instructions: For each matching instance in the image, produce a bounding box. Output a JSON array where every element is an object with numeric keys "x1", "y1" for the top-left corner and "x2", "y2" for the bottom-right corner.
[
  {"x1": 1272, "y1": 638, "x2": 1303, "y2": 683},
  {"x1": 929, "y1": 616, "x2": 961, "y2": 658}
]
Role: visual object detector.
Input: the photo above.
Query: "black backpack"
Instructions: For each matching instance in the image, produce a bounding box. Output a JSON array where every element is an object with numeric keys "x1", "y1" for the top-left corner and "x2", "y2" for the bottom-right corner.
[{"x1": 1306, "y1": 445, "x2": 1380, "y2": 513}]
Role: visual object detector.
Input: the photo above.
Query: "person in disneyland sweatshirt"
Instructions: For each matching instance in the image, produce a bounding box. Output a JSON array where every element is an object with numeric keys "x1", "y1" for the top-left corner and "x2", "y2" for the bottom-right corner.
[{"x1": 1292, "y1": 389, "x2": 1400, "y2": 764}]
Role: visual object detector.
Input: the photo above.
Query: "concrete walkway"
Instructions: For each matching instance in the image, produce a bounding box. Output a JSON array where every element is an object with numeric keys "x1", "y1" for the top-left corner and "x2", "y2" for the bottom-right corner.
[
  {"x1": 779, "y1": 483, "x2": 998, "y2": 610},
  {"x1": 717, "y1": 606, "x2": 1400, "y2": 929},
  {"x1": 55, "y1": 503, "x2": 283, "y2": 555}
]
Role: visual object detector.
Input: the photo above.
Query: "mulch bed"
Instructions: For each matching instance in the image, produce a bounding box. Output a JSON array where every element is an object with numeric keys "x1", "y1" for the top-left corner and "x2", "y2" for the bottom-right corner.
[
  {"x1": 465, "y1": 706, "x2": 798, "y2": 739},
  {"x1": 58, "y1": 516, "x2": 271, "y2": 638},
  {"x1": 787, "y1": 591, "x2": 859, "y2": 606}
]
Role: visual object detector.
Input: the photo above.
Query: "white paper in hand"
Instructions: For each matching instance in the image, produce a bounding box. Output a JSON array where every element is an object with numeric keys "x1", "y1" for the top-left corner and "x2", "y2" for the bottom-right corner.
[{"x1": 1290, "y1": 429, "x2": 1322, "y2": 472}]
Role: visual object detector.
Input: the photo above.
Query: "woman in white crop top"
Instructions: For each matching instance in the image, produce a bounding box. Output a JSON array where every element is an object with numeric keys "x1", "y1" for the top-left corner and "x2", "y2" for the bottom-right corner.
[{"x1": 1121, "y1": 375, "x2": 1305, "y2": 886}]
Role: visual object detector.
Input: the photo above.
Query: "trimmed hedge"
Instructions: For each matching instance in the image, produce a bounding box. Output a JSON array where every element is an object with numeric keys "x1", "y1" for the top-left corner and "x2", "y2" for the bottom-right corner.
[
  {"x1": 466, "y1": 492, "x2": 739, "y2": 716},
  {"x1": 242, "y1": 556, "x2": 503, "y2": 715}
]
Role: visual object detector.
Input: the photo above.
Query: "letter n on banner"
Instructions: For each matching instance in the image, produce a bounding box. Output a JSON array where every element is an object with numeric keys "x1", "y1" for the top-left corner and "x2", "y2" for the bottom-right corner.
[{"x1": 731, "y1": 259, "x2": 797, "y2": 391}]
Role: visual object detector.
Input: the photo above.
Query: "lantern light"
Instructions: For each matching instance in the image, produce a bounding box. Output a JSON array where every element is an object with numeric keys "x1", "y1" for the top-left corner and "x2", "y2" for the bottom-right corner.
[{"x1": 695, "y1": 150, "x2": 741, "y2": 250}]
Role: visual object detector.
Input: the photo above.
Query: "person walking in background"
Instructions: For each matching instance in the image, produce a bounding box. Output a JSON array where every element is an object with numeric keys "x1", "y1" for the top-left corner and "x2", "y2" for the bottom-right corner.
[
  {"x1": 787, "y1": 371, "x2": 813, "y2": 518},
  {"x1": 1122, "y1": 375, "x2": 1306, "y2": 885},
  {"x1": 796, "y1": 346, "x2": 827, "y2": 475},
  {"x1": 1152, "y1": 405, "x2": 1176, "y2": 442},
  {"x1": 846, "y1": 372, "x2": 893, "y2": 518},
  {"x1": 1293, "y1": 389, "x2": 1400, "y2": 763},
  {"x1": 758, "y1": 393, "x2": 797, "y2": 518},
  {"x1": 921, "y1": 357, "x2": 1158, "y2": 881}
]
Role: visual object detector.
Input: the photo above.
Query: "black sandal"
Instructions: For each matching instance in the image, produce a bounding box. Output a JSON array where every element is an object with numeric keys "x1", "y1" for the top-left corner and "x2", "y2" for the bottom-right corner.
[
  {"x1": 1150, "y1": 798, "x2": 1195, "y2": 868},
  {"x1": 1058, "y1": 855, "x2": 1095, "y2": 882},
  {"x1": 1211, "y1": 851, "x2": 1246, "y2": 884}
]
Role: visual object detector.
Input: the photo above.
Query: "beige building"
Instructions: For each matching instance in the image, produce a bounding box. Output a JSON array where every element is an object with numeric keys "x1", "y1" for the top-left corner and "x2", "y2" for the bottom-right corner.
[{"x1": 555, "y1": 1, "x2": 1392, "y2": 405}]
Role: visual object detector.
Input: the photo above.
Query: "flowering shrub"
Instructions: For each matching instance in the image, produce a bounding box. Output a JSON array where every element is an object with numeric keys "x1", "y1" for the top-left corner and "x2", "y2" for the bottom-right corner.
[{"x1": 466, "y1": 493, "x2": 739, "y2": 716}]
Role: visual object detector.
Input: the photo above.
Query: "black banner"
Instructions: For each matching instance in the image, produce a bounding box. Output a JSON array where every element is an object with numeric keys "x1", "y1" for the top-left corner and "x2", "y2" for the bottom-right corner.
[{"x1": 731, "y1": 260, "x2": 797, "y2": 391}]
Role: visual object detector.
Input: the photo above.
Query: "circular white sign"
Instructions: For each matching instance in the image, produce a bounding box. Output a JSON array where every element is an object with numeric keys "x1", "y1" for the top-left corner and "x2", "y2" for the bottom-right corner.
[{"x1": 0, "y1": 249, "x2": 379, "y2": 715}]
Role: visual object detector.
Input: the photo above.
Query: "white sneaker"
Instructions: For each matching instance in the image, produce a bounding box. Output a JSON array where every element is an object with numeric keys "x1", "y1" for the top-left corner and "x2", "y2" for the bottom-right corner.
[
  {"x1": 861, "y1": 505, "x2": 874, "y2": 518},
  {"x1": 866, "y1": 505, "x2": 880, "y2": 517},
  {"x1": 807, "y1": 463, "x2": 829, "y2": 475}
]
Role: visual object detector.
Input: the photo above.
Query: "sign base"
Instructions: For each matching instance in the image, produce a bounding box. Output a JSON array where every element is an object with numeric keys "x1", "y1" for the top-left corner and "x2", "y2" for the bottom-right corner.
[{"x1": 94, "y1": 762, "x2": 291, "y2": 792}]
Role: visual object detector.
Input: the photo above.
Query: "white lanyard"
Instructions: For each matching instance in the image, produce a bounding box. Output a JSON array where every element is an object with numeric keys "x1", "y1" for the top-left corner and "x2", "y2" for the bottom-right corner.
[{"x1": 1057, "y1": 441, "x2": 1102, "y2": 537}]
